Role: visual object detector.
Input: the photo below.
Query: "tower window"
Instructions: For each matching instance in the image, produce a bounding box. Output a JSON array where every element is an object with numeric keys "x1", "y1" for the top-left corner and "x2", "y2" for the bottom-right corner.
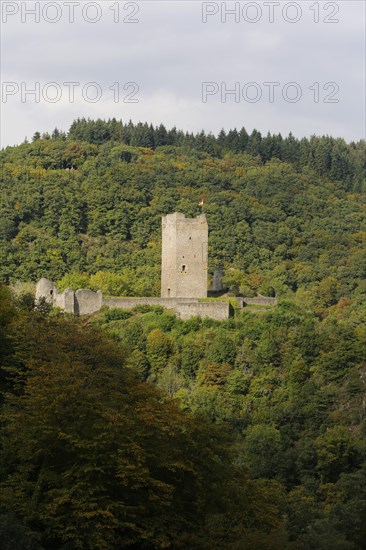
[{"x1": 181, "y1": 265, "x2": 186, "y2": 272}]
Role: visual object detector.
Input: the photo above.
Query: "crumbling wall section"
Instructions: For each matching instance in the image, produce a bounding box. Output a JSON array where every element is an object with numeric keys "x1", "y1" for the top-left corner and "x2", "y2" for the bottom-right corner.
[
  {"x1": 103, "y1": 297, "x2": 197, "y2": 310},
  {"x1": 176, "y1": 301, "x2": 229, "y2": 321},
  {"x1": 75, "y1": 289, "x2": 103, "y2": 315}
]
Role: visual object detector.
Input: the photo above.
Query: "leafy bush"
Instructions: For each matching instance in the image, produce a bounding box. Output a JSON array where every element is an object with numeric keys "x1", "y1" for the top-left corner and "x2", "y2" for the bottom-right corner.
[{"x1": 101, "y1": 308, "x2": 133, "y2": 322}]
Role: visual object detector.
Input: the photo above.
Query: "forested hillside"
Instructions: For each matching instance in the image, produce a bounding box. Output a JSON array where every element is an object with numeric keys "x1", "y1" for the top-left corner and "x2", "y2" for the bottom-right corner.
[
  {"x1": 0, "y1": 118, "x2": 365, "y2": 304},
  {"x1": 0, "y1": 287, "x2": 292, "y2": 549},
  {"x1": 0, "y1": 119, "x2": 365, "y2": 549},
  {"x1": 0, "y1": 287, "x2": 365, "y2": 548}
]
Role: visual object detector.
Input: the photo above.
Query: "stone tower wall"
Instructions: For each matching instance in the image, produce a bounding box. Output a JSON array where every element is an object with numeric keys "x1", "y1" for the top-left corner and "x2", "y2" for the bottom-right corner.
[
  {"x1": 161, "y1": 212, "x2": 208, "y2": 298},
  {"x1": 161, "y1": 213, "x2": 178, "y2": 297}
]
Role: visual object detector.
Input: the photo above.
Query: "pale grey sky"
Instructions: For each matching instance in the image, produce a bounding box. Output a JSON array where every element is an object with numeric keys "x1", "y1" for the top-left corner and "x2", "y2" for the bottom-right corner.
[{"x1": 0, "y1": 0, "x2": 365, "y2": 146}]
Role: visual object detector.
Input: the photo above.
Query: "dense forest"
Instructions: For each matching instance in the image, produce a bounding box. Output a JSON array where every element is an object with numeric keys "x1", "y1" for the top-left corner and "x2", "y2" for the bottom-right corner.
[
  {"x1": 0, "y1": 118, "x2": 365, "y2": 548},
  {"x1": 0, "y1": 287, "x2": 365, "y2": 548}
]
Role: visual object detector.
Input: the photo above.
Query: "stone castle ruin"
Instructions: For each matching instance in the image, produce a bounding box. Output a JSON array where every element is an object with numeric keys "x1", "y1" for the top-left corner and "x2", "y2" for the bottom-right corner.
[
  {"x1": 161, "y1": 212, "x2": 208, "y2": 299},
  {"x1": 36, "y1": 213, "x2": 276, "y2": 320}
]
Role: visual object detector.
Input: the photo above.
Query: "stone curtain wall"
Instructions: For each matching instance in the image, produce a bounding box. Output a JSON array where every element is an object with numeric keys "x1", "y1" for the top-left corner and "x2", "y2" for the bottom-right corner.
[
  {"x1": 75, "y1": 289, "x2": 103, "y2": 315},
  {"x1": 36, "y1": 279, "x2": 276, "y2": 320},
  {"x1": 35, "y1": 279, "x2": 230, "y2": 320},
  {"x1": 104, "y1": 297, "x2": 195, "y2": 309},
  {"x1": 175, "y1": 301, "x2": 229, "y2": 321}
]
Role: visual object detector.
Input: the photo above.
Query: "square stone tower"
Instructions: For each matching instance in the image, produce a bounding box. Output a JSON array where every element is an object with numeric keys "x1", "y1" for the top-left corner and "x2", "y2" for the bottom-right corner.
[{"x1": 161, "y1": 212, "x2": 208, "y2": 298}]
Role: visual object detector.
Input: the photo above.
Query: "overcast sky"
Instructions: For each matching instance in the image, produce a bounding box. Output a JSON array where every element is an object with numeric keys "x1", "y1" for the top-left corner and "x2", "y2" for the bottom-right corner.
[{"x1": 0, "y1": 0, "x2": 365, "y2": 147}]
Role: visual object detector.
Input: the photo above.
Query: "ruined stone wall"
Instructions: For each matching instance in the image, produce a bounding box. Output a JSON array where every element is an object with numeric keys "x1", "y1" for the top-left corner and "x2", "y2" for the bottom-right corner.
[
  {"x1": 75, "y1": 289, "x2": 103, "y2": 315},
  {"x1": 103, "y1": 297, "x2": 196, "y2": 310},
  {"x1": 35, "y1": 279, "x2": 230, "y2": 320},
  {"x1": 161, "y1": 212, "x2": 208, "y2": 299},
  {"x1": 36, "y1": 281, "x2": 277, "y2": 321},
  {"x1": 36, "y1": 279, "x2": 101, "y2": 315},
  {"x1": 175, "y1": 301, "x2": 229, "y2": 321},
  {"x1": 54, "y1": 288, "x2": 75, "y2": 313},
  {"x1": 35, "y1": 279, "x2": 75, "y2": 314},
  {"x1": 103, "y1": 297, "x2": 229, "y2": 321}
]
